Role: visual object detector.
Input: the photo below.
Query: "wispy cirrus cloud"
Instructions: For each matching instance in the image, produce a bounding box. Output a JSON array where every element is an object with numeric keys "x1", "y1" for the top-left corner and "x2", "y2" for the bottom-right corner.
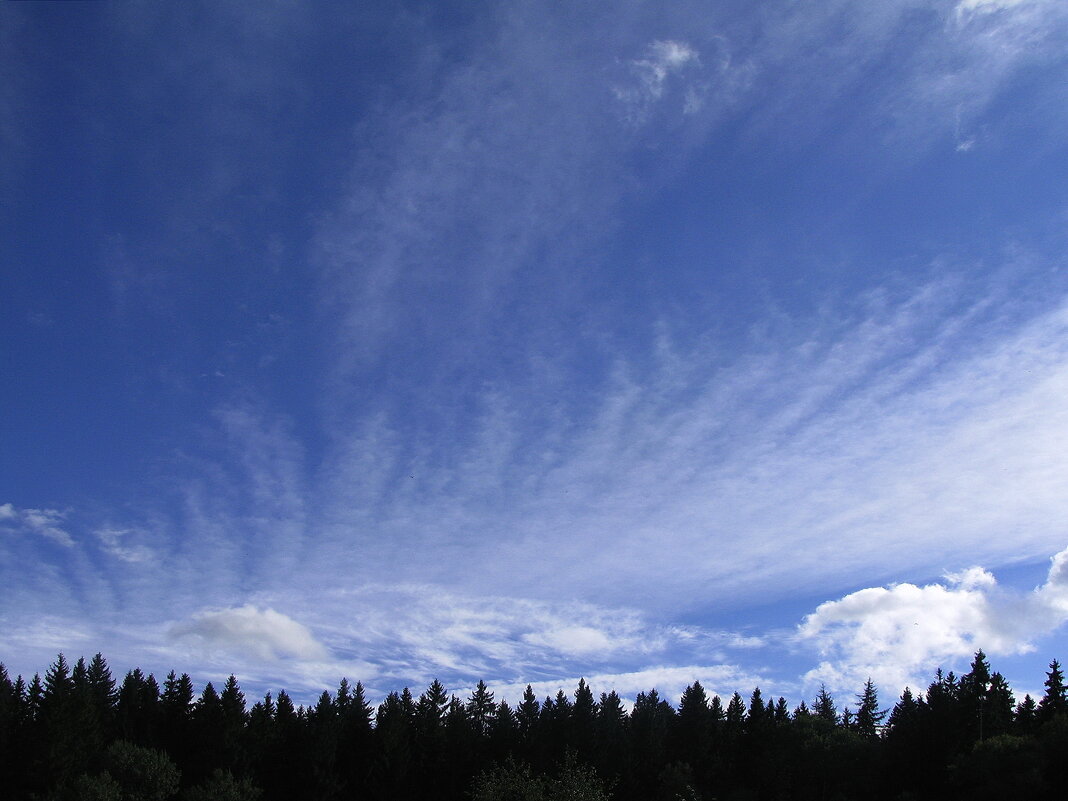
[
  {"x1": 0, "y1": 502, "x2": 74, "y2": 547},
  {"x1": 95, "y1": 528, "x2": 155, "y2": 564},
  {"x1": 297, "y1": 269, "x2": 1068, "y2": 619},
  {"x1": 5, "y1": 0, "x2": 1068, "y2": 707}
]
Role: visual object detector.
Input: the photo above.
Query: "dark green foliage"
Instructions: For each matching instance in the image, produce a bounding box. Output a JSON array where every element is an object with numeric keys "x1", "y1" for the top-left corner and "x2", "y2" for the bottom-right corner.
[
  {"x1": 85, "y1": 739, "x2": 181, "y2": 801},
  {"x1": 468, "y1": 679, "x2": 496, "y2": 737},
  {"x1": 182, "y1": 769, "x2": 262, "y2": 801},
  {"x1": 1015, "y1": 693, "x2": 1039, "y2": 735},
  {"x1": 1038, "y1": 658, "x2": 1067, "y2": 721},
  {"x1": 471, "y1": 753, "x2": 610, "y2": 801},
  {"x1": 812, "y1": 683, "x2": 836, "y2": 725},
  {"x1": 853, "y1": 678, "x2": 886, "y2": 738},
  {"x1": 4, "y1": 649, "x2": 1066, "y2": 801}
]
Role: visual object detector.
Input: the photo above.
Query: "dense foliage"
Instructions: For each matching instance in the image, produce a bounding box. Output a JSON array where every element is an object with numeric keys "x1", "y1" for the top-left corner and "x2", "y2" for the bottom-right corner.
[{"x1": 1, "y1": 650, "x2": 1066, "y2": 800}]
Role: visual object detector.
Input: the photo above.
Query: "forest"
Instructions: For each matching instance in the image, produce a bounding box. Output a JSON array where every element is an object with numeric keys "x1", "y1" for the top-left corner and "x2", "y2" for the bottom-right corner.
[{"x1": 1, "y1": 650, "x2": 1066, "y2": 801}]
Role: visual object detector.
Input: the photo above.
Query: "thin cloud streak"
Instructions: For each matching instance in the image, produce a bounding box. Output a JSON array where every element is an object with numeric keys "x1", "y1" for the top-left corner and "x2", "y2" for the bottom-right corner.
[
  {"x1": 303, "y1": 273, "x2": 1068, "y2": 615},
  {"x1": 4, "y1": 0, "x2": 1068, "y2": 703}
]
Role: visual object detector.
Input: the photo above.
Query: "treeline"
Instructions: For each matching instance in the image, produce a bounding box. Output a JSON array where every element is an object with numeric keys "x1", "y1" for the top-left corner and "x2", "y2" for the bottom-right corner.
[{"x1": 1, "y1": 650, "x2": 1067, "y2": 800}]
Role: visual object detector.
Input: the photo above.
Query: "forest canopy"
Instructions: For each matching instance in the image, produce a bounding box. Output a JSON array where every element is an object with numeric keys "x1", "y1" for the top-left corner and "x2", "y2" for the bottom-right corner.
[{"x1": 1, "y1": 650, "x2": 1066, "y2": 800}]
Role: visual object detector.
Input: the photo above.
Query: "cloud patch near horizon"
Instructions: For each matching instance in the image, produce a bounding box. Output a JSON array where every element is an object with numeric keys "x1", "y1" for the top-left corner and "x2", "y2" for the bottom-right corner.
[
  {"x1": 170, "y1": 605, "x2": 329, "y2": 663},
  {"x1": 799, "y1": 547, "x2": 1068, "y2": 694}
]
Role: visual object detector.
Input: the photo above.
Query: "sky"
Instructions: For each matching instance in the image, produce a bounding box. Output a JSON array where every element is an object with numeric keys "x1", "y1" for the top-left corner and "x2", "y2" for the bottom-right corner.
[{"x1": 3, "y1": 0, "x2": 1068, "y2": 711}]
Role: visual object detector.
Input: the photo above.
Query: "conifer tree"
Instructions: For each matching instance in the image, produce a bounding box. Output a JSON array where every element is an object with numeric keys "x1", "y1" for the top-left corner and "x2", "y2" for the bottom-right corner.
[
  {"x1": 674, "y1": 681, "x2": 712, "y2": 776},
  {"x1": 517, "y1": 685, "x2": 540, "y2": 743},
  {"x1": 709, "y1": 693, "x2": 725, "y2": 722},
  {"x1": 572, "y1": 678, "x2": 597, "y2": 756},
  {"x1": 1015, "y1": 693, "x2": 1038, "y2": 735},
  {"x1": 594, "y1": 689, "x2": 628, "y2": 782},
  {"x1": 984, "y1": 672, "x2": 1015, "y2": 739},
  {"x1": 746, "y1": 687, "x2": 767, "y2": 733},
  {"x1": 417, "y1": 679, "x2": 450, "y2": 731},
  {"x1": 488, "y1": 699, "x2": 518, "y2": 756},
  {"x1": 86, "y1": 652, "x2": 118, "y2": 717},
  {"x1": 160, "y1": 671, "x2": 195, "y2": 774},
  {"x1": 773, "y1": 696, "x2": 790, "y2": 724},
  {"x1": 467, "y1": 680, "x2": 496, "y2": 737},
  {"x1": 1038, "y1": 659, "x2": 1067, "y2": 722},
  {"x1": 854, "y1": 678, "x2": 886, "y2": 738},
  {"x1": 42, "y1": 653, "x2": 73, "y2": 708},
  {"x1": 813, "y1": 684, "x2": 837, "y2": 725},
  {"x1": 630, "y1": 690, "x2": 673, "y2": 798}
]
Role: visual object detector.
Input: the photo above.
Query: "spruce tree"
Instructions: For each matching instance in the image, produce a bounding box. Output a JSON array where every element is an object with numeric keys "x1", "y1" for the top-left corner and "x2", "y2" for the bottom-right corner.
[
  {"x1": 516, "y1": 685, "x2": 540, "y2": 743},
  {"x1": 467, "y1": 680, "x2": 496, "y2": 737},
  {"x1": 813, "y1": 684, "x2": 837, "y2": 725},
  {"x1": 1038, "y1": 659, "x2": 1067, "y2": 722},
  {"x1": 572, "y1": 678, "x2": 597, "y2": 754},
  {"x1": 725, "y1": 692, "x2": 746, "y2": 726},
  {"x1": 984, "y1": 672, "x2": 1015, "y2": 739},
  {"x1": 854, "y1": 678, "x2": 886, "y2": 738},
  {"x1": 1015, "y1": 694, "x2": 1038, "y2": 735}
]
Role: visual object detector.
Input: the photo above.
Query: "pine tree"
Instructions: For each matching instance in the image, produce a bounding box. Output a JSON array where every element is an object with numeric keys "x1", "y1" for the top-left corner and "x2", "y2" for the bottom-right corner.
[
  {"x1": 572, "y1": 678, "x2": 597, "y2": 755},
  {"x1": 854, "y1": 678, "x2": 886, "y2": 738},
  {"x1": 594, "y1": 690, "x2": 628, "y2": 783},
  {"x1": 86, "y1": 652, "x2": 118, "y2": 716},
  {"x1": 160, "y1": 671, "x2": 195, "y2": 773},
  {"x1": 1038, "y1": 659, "x2": 1067, "y2": 722},
  {"x1": 746, "y1": 687, "x2": 767, "y2": 733},
  {"x1": 220, "y1": 675, "x2": 248, "y2": 774},
  {"x1": 467, "y1": 680, "x2": 496, "y2": 737},
  {"x1": 1015, "y1": 694, "x2": 1038, "y2": 735},
  {"x1": 419, "y1": 679, "x2": 449, "y2": 721},
  {"x1": 630, "y1": 690, "x2": 673, "y2": 798},
  {"x1": 42, "y1": 653, "x2": 73, "y2": 709},
  {"x1": 674, "y1": 681, "x2": 712, "y2": 775},
  {"x1": 726, "y1": 692, "x2": 747, "y2": 725},
  {"x1": 813, "y1": 684, "x2": 837, "y2": 725},
  {"x1": 0, "y1": 664, "x2": 17, "y2": 793},
  {"x1": 118, "y1": 668, "x2": 159, "y2": 745},
  {"x1": 517, "y1": 685, "x2": 540, "y2": 743},
  {"x1": 773, "y1": 697, "x2": 791, "y2": 724},
  {"x1": 984, "y1": 672, "x2": 1015, "y2": 738},
  {"x1": 488, "y1": 699, "x2": 518, "y2": 756}
]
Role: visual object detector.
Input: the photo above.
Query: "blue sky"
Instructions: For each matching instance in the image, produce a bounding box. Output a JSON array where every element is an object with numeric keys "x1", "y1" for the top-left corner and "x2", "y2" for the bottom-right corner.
[{"x1": 3, "y1": 0, "x2": 1068, "y2": 709}]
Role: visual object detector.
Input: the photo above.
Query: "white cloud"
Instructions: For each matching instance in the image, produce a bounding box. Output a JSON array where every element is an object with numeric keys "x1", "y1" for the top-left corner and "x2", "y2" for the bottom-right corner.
[
  {"x1": 95, "y1": 528, "x2": 155, "y2": 564},
  {"x1": 0, "y1": 503, "x2": 74, "y2": 547},
  {"x1": 338, "y1": 276, "x2": 1068, "y2": 614},
  {"x1": 613, "y1": 39, "x2": 705, "y2": 121},
  {"x1": 170, "y1": 605, "x2": 329, "y2": 662},
  {"x1": 798, "y1": 547, "x2": 1068, "y2": 695},
  {"x1": 473, "y1": 663, "x2": 769, "y2": 708},
  {"x1": 956, "y1": 0, "x2": 1034, "y2": 15},
  {"x1": 634, "y1": 40, "x2": 699, "y2": 98},
  {"x1": 522, "y1": 626, "x2": 615, "y2": 658}
]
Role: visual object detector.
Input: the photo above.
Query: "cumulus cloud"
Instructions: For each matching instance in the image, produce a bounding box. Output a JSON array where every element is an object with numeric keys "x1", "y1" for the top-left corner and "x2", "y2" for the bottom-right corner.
[
  {"x1": 0, "y1": 502, "x2": 74, "y2": 547},
  {"x1": 798, "y1": 547, "x2": 1068, "y2": 694},
  {"x1": 170, "y1": 605, "x2": 329, "y2": 662}
]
